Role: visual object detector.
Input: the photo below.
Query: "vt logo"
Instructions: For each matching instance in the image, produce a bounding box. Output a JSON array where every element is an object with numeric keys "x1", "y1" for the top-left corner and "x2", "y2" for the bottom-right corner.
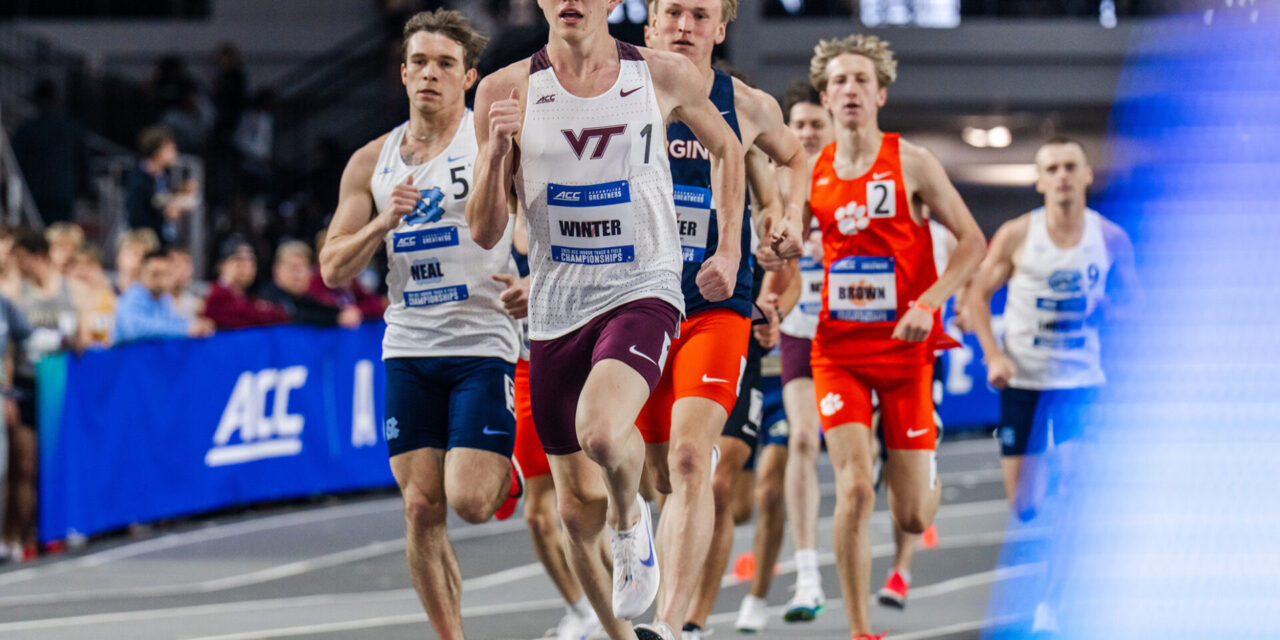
[
  {"x1": 562, "y1": 125, "x2": 627, "y2": 160},
  {"x1": 404, "y1": 186, "x2": 446, "y2": 225}
]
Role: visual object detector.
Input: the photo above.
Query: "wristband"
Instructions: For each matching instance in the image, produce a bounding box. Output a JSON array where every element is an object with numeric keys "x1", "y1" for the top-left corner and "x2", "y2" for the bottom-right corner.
[{"x1": 911, "y1": 300, "x2": 937, "y2": 314}]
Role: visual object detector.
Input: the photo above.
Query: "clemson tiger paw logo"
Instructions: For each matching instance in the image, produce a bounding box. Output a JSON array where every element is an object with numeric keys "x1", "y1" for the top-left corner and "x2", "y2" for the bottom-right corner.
[
  {"x1": 819, "y1": 392, "x2": 844, "y2": 417},
  {"x1": 835, "y1": 201, "x2": 869, "y2": 235}
]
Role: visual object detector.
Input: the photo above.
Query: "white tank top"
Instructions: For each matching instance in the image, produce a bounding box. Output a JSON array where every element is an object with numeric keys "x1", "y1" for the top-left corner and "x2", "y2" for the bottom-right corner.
[
  {"x1": 1004, "y1": 207, "x2": 1111, "y2": 389},
  {"x1": 372, "y1": 113, "x2": 519, "y2": 361},
  {"x1": 517, "y1": 41, "x2": 684, "y2": 340}
]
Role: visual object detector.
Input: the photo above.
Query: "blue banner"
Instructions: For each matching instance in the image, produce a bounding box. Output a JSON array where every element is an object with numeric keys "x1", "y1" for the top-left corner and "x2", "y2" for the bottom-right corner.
[{"x1": 39, "y1": 323, "x2": 393, "y2": 544}]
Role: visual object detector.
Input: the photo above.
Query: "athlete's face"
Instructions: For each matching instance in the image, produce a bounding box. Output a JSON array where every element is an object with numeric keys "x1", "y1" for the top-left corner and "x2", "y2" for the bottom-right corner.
[
  {"x1": 647, "y1": 0, "x2": 726, "y2": 65},
  {"x1": 539, "y1": 0, "x2": 620, "y2": 40},
  {"x1": 1035, "y1": 143, "x2": 1093, "y2": 209},
  {"x1": 820, "y1": 53, "x2": 886, "y2": 130},
  {"x1": 401, "y1": 31, "x2": 477, "y2": 114},
  {"x1": 788, "y1": 101, "x2": 834, "y2": 156}
]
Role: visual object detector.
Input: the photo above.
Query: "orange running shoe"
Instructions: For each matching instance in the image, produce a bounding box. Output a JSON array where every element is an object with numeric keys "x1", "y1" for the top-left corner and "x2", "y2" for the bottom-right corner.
[
  {"x1": 493, "y1": 458, "x2": 525, "y2": 521},
  {"x1": 877, "y1": 568, "x2": 910, "y2": 609}
]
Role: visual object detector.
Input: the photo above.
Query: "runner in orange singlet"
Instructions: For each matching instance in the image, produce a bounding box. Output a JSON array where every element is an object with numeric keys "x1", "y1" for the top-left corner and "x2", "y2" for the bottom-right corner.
[{"x1": 797, "y1": 35, "x2": 986, "y2": 640}]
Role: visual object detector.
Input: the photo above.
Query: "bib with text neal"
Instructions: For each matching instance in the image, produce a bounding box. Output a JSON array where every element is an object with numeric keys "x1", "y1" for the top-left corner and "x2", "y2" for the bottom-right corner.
[
  {"x1": 547, "y1": 180, "x2": 636, "y2": 265},
  {"x1": 391, "y1": 225, "x2": 470, "y2": 307},
  {"x1": 828, "y1": 255, "x2": 897, "y2": 322}
]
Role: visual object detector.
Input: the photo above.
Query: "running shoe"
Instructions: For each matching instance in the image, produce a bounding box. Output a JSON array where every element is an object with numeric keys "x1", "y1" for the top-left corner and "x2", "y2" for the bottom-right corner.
[
  {"x1": 494, "y1": 457, "x2": 525, "y2": 521},
  {"x1": 782, "y1": 578, "x2": 825, "y2": 622},
  {"x1": 735, "y1": 595, "x2": 768, "y2": 632},
  {"x1": 680, "y1": 623, "x2": 711, "y2": 640},
  {"x1": 635, "y1": 621, "x2": 677, "y2": 640},
  {"x1": 852, "y1": 634, "x2": 885, "y2": 640},
  {"x1": 611, "y1": 495, "x2": 659, "y2": 620},
  {"x1": 877, "y1": 568, "x2": 910, "y2": 609},
  {"x1": 547, "y1": 602, "x2": 601, "y2": 640}
]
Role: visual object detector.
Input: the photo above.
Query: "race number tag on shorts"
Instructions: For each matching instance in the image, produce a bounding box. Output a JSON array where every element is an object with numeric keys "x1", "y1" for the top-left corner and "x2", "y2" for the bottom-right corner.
[
  {"x1": 798, "y1": 256, "x2": 824, "y2": 316},
  {"x1": 395, "y1": 226, "x2": 470, "y2": 307},
  {"x1": 548, "y1": 181, "x2": 635, "y2": 265},
  {"x1": 828, "y1": 256, "x2": 897, "y2": 322},
  {"x1": 674, "y1": 184, "x2": 712, "y2": 263}
]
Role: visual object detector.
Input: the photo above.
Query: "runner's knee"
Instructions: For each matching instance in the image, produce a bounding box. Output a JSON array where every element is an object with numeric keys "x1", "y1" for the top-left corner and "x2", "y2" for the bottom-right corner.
[
  {"x1": 402, "y1": 486, "x2": 448, "y2": 531},
  {"x1": 667, "y1": 439, "x2": 709, "y2": 482},
  {"x1": 557, "y1": 488, "x2": 607, "y2": 541}
]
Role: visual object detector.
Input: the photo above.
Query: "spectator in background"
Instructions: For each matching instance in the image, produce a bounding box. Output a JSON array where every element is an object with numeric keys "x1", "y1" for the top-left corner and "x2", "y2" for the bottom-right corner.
[
  {"x1": 45, "y1": 222, "x2": 84, "y2": 274},
  {"x1": 9, "y1": 80, "x2": 88, "y2": 224},
  {"x1": 211, "y1": 43, "x2": 248, "y2": 150},
  {"x1": 309, "y1": 230, "x2": 386, "y2": 320},
  {"x1": 0, "y1": 226, "x2": 20, "y2": 301},
  {"x1": 146, "y1": 54, "x2": 198, "y2": 118},
  {"x1": 0, "y1": 293, "x2": 34, "y2": 563},
  {"x1": 203, "y1": 236, "x2": 289, "y2": 330},
  {"x1": 113, "y1": 250, "x2": 214, "y2": 343},
  {"x1": 259, "y1": 241, "x2": 361, "y2": 329},
  {"x1": 160, "y1": 85, "x2": 215, "y2": 155},
  {"x1": 68, "y1": 245, "x2": 117, "y2": 348},
  {"x1": 167, "y1": 247, "x2": 206, "y2": 322},
  {"x1": 112, "y1": 228, "x2": 161, "y2": 295},
  {"x1": 125, "y1": 126, "x2": 199, "y2": 246},
  {"x1": 233, "y1": 89, "x2": 276, "y2": 197}
]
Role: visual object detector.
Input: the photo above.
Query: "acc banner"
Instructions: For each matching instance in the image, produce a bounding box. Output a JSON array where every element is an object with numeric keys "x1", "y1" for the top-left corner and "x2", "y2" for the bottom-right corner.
[
  {"x1": 39, "y1": 323, "x2": 393, "y2": 544},
  {"x1": 935, "y1": 287, "x2": 1008, "y2": 431}
]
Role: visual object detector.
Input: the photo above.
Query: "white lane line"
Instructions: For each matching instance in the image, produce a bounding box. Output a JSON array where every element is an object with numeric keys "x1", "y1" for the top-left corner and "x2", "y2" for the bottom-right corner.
[
  {"x1": 888, "y1": 613, "x2": 1027, "y2": 640},
  {"x1": 732, "y1": 497, "x2": 1011, "y2": 542},
  {"x1": 186, "y1": 597, "x2": 566, "y2": 640},
  {"x1": 0, "y1": 517, "x2": 529, "y2": 607},
  {"x1": 722, "y1": 526, "x2": 1046, "y2": 588},
  {"x1": 0, "y1": 560, "x2": 547, "y2": 633},
  {"x1": 0, "y1": 497, "x2": 405, "y2": 588}
]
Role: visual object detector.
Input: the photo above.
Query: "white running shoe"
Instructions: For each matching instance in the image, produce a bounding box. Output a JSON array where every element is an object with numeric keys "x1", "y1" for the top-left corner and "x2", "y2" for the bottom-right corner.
[
  {"x1": 681, "y1": 625, "x2": 712, "y2": 640},
  {"x1": 735, "y1": 595, "x2": 768, "y2": 632},
  {"x1": 611, "y1": 495, "x2": 659, "y2": 620},
  {"x1": 782, "y1": 578, "x2": 826, "y2": 623},
  {"x1": 550, "y1": 602, "x2": 601, "y2": 640},
  {"x1": 634, "y1": 621, "x2": 677, "y2": 640}
]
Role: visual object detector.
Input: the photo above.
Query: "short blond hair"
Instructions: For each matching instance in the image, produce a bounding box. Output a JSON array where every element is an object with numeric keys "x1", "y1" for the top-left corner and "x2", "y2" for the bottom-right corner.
[
  {"x1": 809, "y1": 34, "x2": 897, "y2": 94},
  {"x1": 274, "y1": 240, "x2": 314, "y2": 266},
  {"x1": 646, "y1": 0, "x2": 738, "y2": 24},
  {"x1": 118, "y1": 228, "x2": 160, "y2": 253},
  {"x1": 46, "y1": 222, "x2": 85, "y2": 247}
]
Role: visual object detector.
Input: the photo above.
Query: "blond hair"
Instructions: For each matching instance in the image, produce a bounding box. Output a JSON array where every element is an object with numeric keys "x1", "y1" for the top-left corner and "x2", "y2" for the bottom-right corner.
[
  {"x1": 46, "y1": 222, "x2": 85, "y2": 247},
  {"x1": 117, "y1": 228, "x2": 160, "y2": 253},
  {"x1": 809, "y1": 34, "x2": 897, "y2": 94},
  {"x1": 402, "y1": 8, "x2": 489, "y2": 70},
  {"x1": 646, "y1": 0, "x2": 739, "y2": 24},
  {"x1": 274, "y1": 240, "x2": 314, "y2": 266}
]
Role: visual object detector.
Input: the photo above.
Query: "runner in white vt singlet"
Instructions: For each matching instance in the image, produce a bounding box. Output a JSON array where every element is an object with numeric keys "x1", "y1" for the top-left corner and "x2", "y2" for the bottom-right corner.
[{"x1": 466, "y1": 2, "x2": 746, "y2": 638}]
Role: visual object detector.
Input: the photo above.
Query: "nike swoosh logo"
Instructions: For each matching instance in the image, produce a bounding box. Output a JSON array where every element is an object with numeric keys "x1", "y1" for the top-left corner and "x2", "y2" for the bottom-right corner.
[
  {"x1": 906, "y1": 428, "x2": 930, "y2": 438},
  {"x1": 639, "y1": 528, "x2": 656, "y2": 567},
  {"x1": 447, "y1": 155, "x2": 469, "y2": 163},
  {"x1": 620, "y1": 86, "x2": 643, "y2": 98},
  {"x1": 873, "y1": 172, "x2": 892, "y2": 180},
  {"x1": 629, "y1": 345, "x2": 657, "y2": 365},
  {"x1": 482, "y1": 426, "x2": 509, "y2": 436},
  {"x1": 701, "y1": 374, "x2": 730, "y2": 384},
  {"x1": 719, "y1": 109, "x2": 732, "y2": 115}
]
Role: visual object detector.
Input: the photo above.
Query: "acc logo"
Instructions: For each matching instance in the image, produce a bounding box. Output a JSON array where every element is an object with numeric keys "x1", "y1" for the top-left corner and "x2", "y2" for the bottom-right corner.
[
  {"x1": 835, "y1": 201, "x2": 869, "y2": 235},
  {"x1": 404, "y1": 186, "x2": 446, "y2": 225},
  {"x1": 1048, "y1": 269, "x2": 1083, "y2": 293},
  {"x1": 819, "y1": 392, "x2": 844, "y2": 417},
  {"x1": 553, "y1": 190, "x2": 581, "y2": 203},
  {"x1": 206, "y1": 366, "x2": 308, "y2": 467}
]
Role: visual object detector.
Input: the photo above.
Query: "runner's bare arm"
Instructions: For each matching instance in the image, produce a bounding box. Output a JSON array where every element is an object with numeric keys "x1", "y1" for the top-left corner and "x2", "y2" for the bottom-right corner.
[
  {"x1": 649, "y1": 50, "x2": 745, "y2": 302},
  {"x1": 468, "y1": 65, "x2": 524, "y2": 249},
  {"x1": 737, "y1": 81, "x2": 806, "y2": 258},
  {"x1": 320, "y1": 138, "x2": 409, "y2": 287},
  {"x1": 968, "y1": 216, "x2": 1027, "y2": 387},
  {"x1": 902, "y1": 140, "x2": 986, "y2": 310},
  {"x1": 1101, "y1": 219, "x2": 1143, "y2": 322},
  {"x1": 746, "y1": 146, "x2": 784, "y2": 266}
]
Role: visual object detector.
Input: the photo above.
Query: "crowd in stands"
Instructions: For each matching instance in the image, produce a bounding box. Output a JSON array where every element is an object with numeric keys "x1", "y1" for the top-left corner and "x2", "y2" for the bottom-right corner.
[{"x1": 0, "y1": 220, "x2": 386, "y2": 563}]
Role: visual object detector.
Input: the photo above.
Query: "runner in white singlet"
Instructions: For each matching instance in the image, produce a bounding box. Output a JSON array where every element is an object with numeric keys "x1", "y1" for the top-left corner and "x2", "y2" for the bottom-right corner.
[
  {"x1": 467, "y1": 3, "x2": 747, "y2": 638},
  {"x1": 317, "y1": 11, "x2": 524, "y2": 639}
]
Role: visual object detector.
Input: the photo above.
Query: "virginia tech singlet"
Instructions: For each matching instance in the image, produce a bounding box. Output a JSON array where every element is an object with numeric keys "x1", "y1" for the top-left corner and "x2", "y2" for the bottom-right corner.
[{"x1": 517, "y1": 40, "x2": 684, "y2": 341}]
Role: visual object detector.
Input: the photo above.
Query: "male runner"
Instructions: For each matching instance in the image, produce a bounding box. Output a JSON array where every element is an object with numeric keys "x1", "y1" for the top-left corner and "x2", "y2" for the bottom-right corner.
[
  {"x1": 318, "y1": 11, "x2": 521, "y2": 639},
  {"x1": 968, "y1": 137, "x2": 1138, "y2": 519},
  {"x1": 467, "y1": 2, "x2": 746, "y2": 638},
  {"x1": 803, "y1": 34, "x2": 985, "y2": 640},
  {"x1": 636, "y1": 2, "x2": 805, "y2": 636}
]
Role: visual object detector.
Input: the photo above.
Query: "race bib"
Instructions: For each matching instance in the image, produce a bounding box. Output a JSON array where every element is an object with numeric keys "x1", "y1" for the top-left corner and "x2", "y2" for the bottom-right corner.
[
  {"x1": 674, "y1": 184, "x2": 712, "y2": 263},
  {"x1": 403, "y1": 254, "x2": 469, "y2": 307},
  {"x1": 548, "y1": 181, "x2": 635, "y2": 265},
  {"x1": 798, "y1": 256, "x2": 824, "y2": 316},
  {"x1": 828, "y1": 256, "x2": 897, "y2": 322}
]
